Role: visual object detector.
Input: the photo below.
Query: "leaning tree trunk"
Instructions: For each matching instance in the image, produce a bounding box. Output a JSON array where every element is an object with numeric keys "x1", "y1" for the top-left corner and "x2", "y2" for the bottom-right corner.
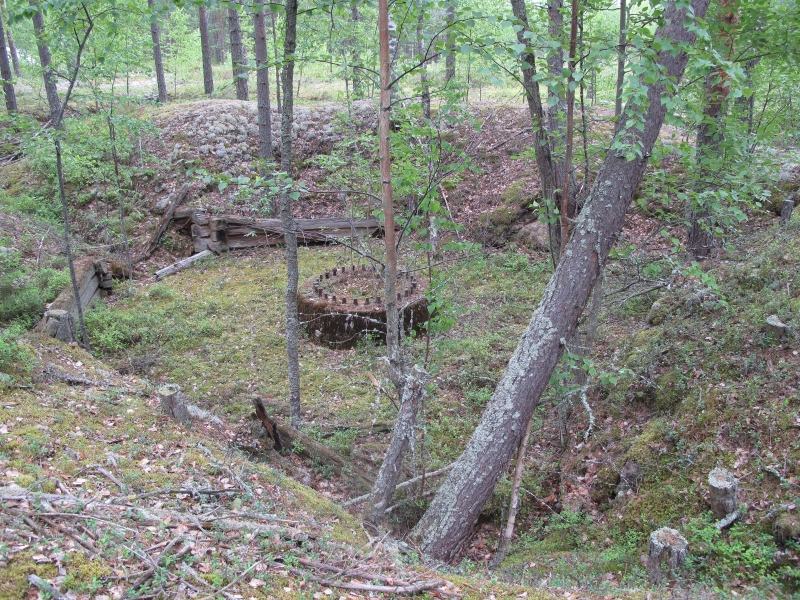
[
  {"x1": 280, "y1": 0, "x2": 301, "y2": 428},
  {"x1": 365, "y1": 365, "x2": 429, "y2": 528},
  {"x1": 228, "y1": 3, "x2": 248, "y2": 101},
  {"x1": 410, "y1": 0, "x2": 710, "y2": 561},
  {"x1": 32, "y1": 7, "x2": 62, "y2": 128},
  {"x1": 444, "y1": 3, "x2": 456, "y2": 83},
  {"x1": 147, "y1": 0, "x2": 168, "y2": 103},
  {"x1": 254, "y1": 0, "x2": 273, "y2": 161},
  {"x1": 199, "y1": 6, "x2": 214, "y2": 95},
  {"x1": 0, "y1": 14, "x2": 16, "y2": 113}
]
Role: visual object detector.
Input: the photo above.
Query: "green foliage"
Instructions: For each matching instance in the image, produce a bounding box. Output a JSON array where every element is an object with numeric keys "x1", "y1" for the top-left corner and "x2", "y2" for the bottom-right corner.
[{"x1": 0, "y1": 249, "x2": 68, "y2": 327}]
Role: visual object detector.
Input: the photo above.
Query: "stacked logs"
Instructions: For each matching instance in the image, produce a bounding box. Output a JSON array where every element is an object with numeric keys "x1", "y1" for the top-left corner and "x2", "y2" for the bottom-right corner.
[{"x1": 298, "y1": 264, "x2": 428, "y2": 348}]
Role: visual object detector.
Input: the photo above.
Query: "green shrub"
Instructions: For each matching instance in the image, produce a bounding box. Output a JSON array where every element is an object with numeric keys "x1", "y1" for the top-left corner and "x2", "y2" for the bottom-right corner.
[{"x1": 0, "y1": 251, "x2": 69, "y2": 327}]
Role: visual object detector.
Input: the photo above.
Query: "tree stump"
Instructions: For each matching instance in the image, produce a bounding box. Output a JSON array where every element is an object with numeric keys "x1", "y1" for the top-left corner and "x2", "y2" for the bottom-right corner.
[
  {"x1": 158, "y1": 384, "x2": 191, "y2": 426},
  {"x1": 781, "y1": 198, "x2": 795, "y2": 225},
  {"x1": 708, "y1": 467, "x2": 738, "y2": 520},
  {"x1": 647, "y1": 527, "x2": 688, "y2": 584}
]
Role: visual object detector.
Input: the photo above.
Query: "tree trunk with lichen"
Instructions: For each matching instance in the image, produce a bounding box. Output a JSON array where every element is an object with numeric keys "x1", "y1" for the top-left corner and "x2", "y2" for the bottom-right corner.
[
  {"x1": 410, "y1": 0, "x2": 711, "y2": 560},
  {"x1": 280, "y1": 0, "x2": 301, "y2": 429},
  {"x1": 365, "y1": 366, "x2": 429, "y2": 528}
]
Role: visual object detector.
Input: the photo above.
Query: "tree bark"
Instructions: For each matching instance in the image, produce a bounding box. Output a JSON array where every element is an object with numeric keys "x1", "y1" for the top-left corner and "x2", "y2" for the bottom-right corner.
[
  {"x1": 379, "y1": 0, "x2": 402, "y2": 393},
  {"x1": 228, "y1": 3, "x2": 248, "y2": 101},
  {"x1": 489, "y1": 413, "x2": 534, "y2": 568},
  {"x1": 280, "y1": 0, "x2": 301, "y2": 429},
  {"x1": 647, "y1": 527, "x2": 688, "y2": 584},
  {"x1": 509, "y1": 0, "x2": 560, "y2": 267},
  {"x1": 614, "y1": 0, "x2": 627, "y2": 119},
  {"x1": 271, "y1": 10, "x2": 281, "y2": 113},
  {"x1": 410, "y1": 0, "x2": 710, "y2": 561},
  {"x1": 444, "y1": 3, "x2": 456, "y2": 83},
  {"x1": 687, "y1": 0, "x2": 738, "y2": 260},
  {"x1": 254, "y1": 0, "x2": 273, "y2": 161},
  {"x1": 147, "y1": 0, "x2": 168, "y2": 104},
  {"x1": 0, "y1": 14, "x2": 16, "y2": 113},
  {"x1": 708, "y1": 467, "x2": 738, "y2": 519},
  {"x1": 1, "y1": 0, "x2": 19, "y2": 78},
  {"x1": 417, "y1": 8, "x2": 431, "y2": 121},
  {"x1": 32, "y1": 7, "x2": 62, "y2": 128},
  {"x1": 199, "y1": 6, "x2": 214, "y2": 95},
  {"x1": 559, "y1": 0, "x2": 579, "y2": 254},
  {"x1": 365, "y1": 365, "x2": 429, "y2": 528}
]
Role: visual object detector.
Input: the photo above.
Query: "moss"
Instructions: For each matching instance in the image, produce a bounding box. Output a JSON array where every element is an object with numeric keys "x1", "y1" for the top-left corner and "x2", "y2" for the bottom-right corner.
[
  {"x1": 62, "y1": 551, "x2": 112, "y2": 589},
  {"x1": 0, "y1": 551, "x2": 58, "y2": 600},
  {"x1": 14, "y1": 474, "x2": 34, "y2": 488},
  {"x1": 625, "y1": 418, "x2": 668, "y2": 466},
  {"x1": 774, "y1": 512, "x2": 800, "y2": 545},
  {"x1": 653, "y1": 369, "x2": 686, "y2": 411},
  {"x1": 500, "y1": 179, "x2": 526, "y2": 206}
]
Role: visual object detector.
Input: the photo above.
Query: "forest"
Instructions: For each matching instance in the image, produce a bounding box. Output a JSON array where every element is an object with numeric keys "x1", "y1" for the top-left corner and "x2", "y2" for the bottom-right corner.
[{"x1": 0, "y1": 0, "x2": 798, "y2": 597}]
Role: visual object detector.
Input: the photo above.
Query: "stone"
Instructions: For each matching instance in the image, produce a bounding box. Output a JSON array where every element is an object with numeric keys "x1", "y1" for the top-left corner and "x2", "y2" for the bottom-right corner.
[
  {"x1": 766, "y1": 314, "x2": 789, "y2": 339},
  {"x1": 775, "y1": 512, "x2": 800, "y2": 545},
  {"x1": 510, "y1": 220, "x2": 548, "y2": 251},
  {"x1": 152, "y1": 193, "x2": 172, "y2": 215}
]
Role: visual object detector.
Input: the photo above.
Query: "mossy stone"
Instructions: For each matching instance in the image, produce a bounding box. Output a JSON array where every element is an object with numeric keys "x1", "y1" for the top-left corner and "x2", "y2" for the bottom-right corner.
[{"x1": 774, "y1": 512, "x2": 800, "y2": 545}]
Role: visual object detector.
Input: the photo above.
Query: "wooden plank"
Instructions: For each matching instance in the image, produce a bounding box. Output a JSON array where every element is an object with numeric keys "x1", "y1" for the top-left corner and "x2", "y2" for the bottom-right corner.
[
  {"x1": 155, "y1": 250, "x2": 214, "y2": 279},
  {"x1": 137, "y1": 184, "x2": 191, "y2": 261}
]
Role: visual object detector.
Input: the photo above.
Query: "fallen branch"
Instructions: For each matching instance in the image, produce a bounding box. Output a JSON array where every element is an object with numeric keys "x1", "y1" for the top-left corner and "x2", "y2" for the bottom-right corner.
[
  {"x1": 276, "y1": 562, "x2": 443, "y2": 595},
  {"x1": 342, "y1": 463, "x2": 454, "y2": 507},
  {"x1": 197, "y1": 560, "x2": 263, "y2": 600},
  {"x1": 713, "y1": 511, "x2": 740, "y2": 531},
  {"x1": 27, "y1": 575, "x2": 68, "y2": 600},
  {"x1": 155, "y1": 249, "x2": 214, "y2": 279}
]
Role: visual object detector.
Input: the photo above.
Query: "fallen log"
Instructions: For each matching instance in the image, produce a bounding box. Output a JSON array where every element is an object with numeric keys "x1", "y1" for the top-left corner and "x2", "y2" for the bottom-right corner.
[
  {"x1": 250, "y1": 400, "x2": 374, "y2": 491},
  {"x1": 155, "y1": 250, "x2": 214, "y2": 279},
  {"x1": 172, "y1": 208, "x2": 383, "y2": 253}
]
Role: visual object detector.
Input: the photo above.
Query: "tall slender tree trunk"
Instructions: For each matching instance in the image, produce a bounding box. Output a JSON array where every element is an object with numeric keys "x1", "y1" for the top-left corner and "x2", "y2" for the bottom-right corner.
[
  {"x1": 254, "y1": 0, "x2": 273, "y2": 161},
  {"x1": 228, "y1": 3, "x2": 248, "y2": 101},
  {"x1": 348, "y1": 6, "x2": 363, "y2": 99},
  {"x1": 417, "y1": 9, "x2": 430, "y2": 120},
  {"x1": 614, "y1": 0, "x2": 627, "y2": 120},
  {"x1": 32, "y1": 8, "x2": 62, "y2": 128},
  {"x1": 445, "y1": 3, "x2": 456, "y2": 83},
  {"x1": 0, "y1": 15, "x2": 16, "y2": 113},
  {"x1": 280, "y1": 0, "x2": 301, "y2": 428},
  {"x1": 411, "y1": 0, "x2": 710, "y2": 561},
  {"x1": 734, "y1": 58, "x2": 759, "y2": 134},
  {"x1": 199, "y1": 6, "x2": 214, "y2": 95},
  {"x1": 271, "y1": 10, "x2": 281, "y2": 113},
  {"x1": 147, "y1": 0, "x2": 168, "y2": 103},
  {"x1": 2, "y1": 0, "x2": 19, "y2": 78},
  {"x1": 687, "y1": 0, "x2": 738, "y2": 260},
  {"x1": 559, "y1": 0, "x2": 579, "y2": 254},
  {"x1": 378, "y1": 0, "x2": 402, "y2": 393},
  {"x1": 509, "y1": 0, "x2": 560, "y2": 268}
]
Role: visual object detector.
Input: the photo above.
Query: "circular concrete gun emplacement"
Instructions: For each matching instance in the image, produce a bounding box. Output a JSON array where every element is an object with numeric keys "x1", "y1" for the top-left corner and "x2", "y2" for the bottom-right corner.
[{"x1": 298, "y1": 263, "x2": 429, "y2": 348}]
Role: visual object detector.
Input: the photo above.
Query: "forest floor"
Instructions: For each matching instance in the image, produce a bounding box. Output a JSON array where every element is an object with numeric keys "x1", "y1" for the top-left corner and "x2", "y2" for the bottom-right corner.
[{"x1": 0, "y1": 97, "x2": 799, "y2": 599}]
